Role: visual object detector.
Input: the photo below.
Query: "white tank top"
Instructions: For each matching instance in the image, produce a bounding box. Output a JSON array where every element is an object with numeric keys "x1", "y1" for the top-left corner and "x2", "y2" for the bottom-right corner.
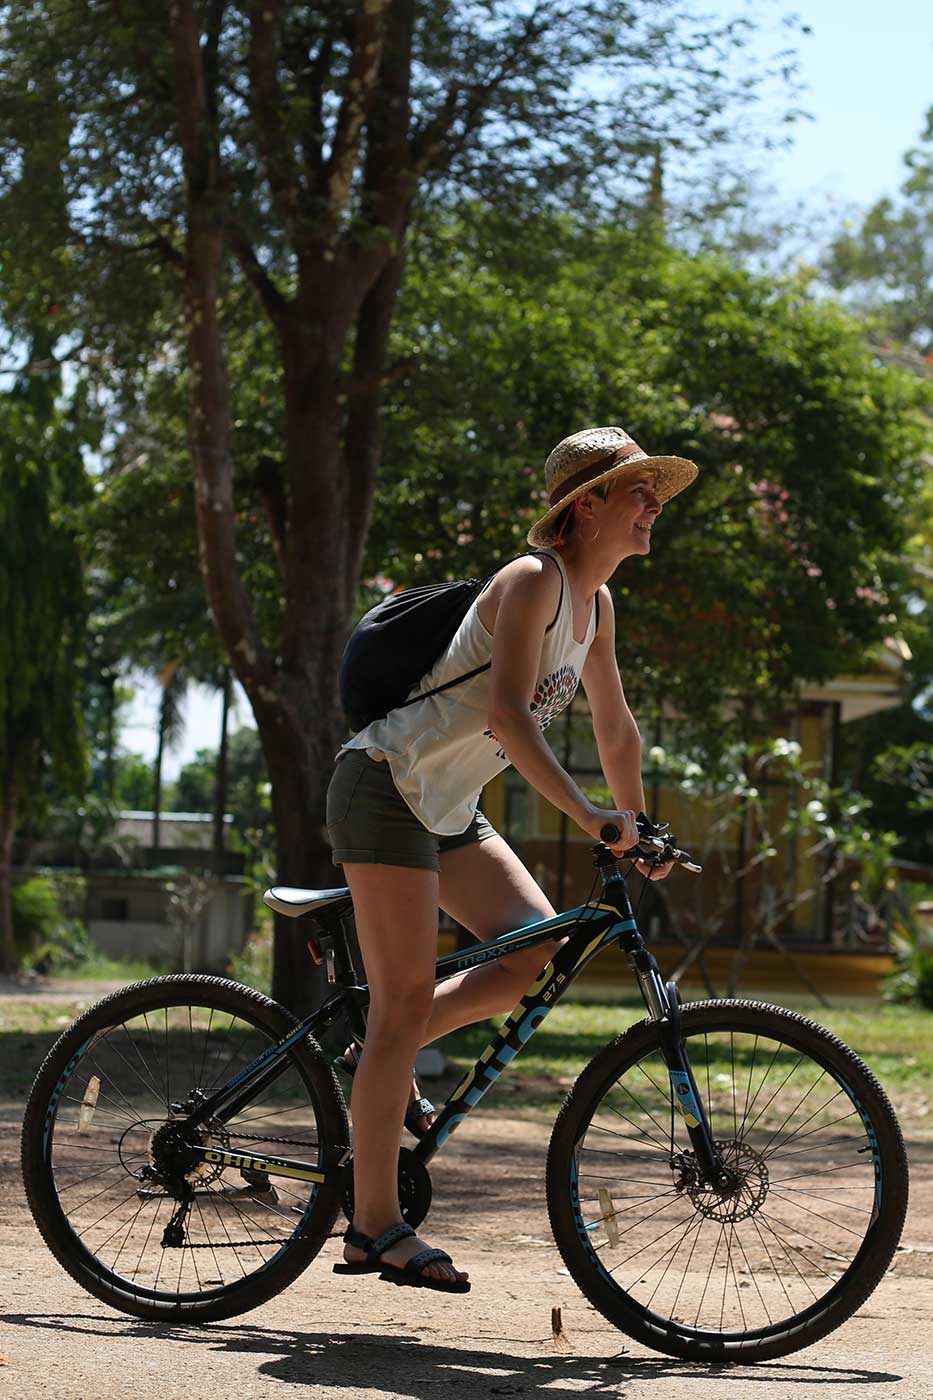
[{"x1": 337, "y1": 549, "x2": 597, "y2": 836}]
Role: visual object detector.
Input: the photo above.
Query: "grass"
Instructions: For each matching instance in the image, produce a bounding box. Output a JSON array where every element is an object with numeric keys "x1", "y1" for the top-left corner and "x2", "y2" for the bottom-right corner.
[
  {"x1": 435, "y1": 994, "x2": 933, "y2": 1131},
  {"x1": 44, "y1": 950, "x2": 172, "y2": 982},
  {"x1": 3, "y1": 981, "x2": 930, "y2": 1139}
]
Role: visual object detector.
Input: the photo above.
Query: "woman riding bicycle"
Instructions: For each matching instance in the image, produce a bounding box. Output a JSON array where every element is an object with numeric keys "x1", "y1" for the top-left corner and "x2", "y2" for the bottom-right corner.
[{"x1": 326, "y1": 425, "x2": 698, "y2": 1292}]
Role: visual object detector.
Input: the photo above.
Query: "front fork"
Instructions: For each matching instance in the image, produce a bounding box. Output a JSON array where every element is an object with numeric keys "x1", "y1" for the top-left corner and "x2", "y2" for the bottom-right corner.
[{"x1": 624, "y1": 932, "x2": 730, "y2": 1187}]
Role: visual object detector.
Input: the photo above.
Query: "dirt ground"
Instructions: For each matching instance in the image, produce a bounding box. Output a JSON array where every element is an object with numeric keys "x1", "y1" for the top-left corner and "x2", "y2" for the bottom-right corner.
[{"x1": 1, "y1": 982, "x2": 931, "y2": 1400}]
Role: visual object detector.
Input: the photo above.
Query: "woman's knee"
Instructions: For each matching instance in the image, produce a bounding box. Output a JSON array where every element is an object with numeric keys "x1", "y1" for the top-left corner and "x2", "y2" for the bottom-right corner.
[
  {"x1": 367, "y1": 979, "x2": 436, "y2": 1038},
  {"x1": 491, "y1": 939, "x2": 560, "y2": 999}
]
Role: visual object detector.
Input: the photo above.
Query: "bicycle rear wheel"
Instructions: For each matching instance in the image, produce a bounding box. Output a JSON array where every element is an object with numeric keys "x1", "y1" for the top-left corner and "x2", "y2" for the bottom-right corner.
[
  {"x1": 546, "y1": 999, "x2": 908, "y2": 1362},
  {"x1": 22, "y1": 975, "x2": 348, "y2": 1322}
]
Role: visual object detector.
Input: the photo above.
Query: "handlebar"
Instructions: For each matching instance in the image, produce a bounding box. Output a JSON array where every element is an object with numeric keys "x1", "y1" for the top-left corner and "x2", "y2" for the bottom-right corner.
[{"x1": 599, "y1": 814, "x2": 702, "y2": 874}]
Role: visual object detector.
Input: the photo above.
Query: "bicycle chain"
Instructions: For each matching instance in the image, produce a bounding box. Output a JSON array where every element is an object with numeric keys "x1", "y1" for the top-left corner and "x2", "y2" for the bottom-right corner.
[{"x1": 223, "y1": 1130, "x2": 321, "y2": 1149}]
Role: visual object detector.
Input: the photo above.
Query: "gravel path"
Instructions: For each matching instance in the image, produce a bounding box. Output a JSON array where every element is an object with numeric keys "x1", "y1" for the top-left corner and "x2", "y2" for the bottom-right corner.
[{"x1": 3, "y1": 1107, "x2": 931, "y2": 1400}]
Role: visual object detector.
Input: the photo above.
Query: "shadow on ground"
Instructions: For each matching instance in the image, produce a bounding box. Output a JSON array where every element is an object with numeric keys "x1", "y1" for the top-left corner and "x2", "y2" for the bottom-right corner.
[{"x1": 0, "y1": 1312, "x2": 904, "y2": 1396}]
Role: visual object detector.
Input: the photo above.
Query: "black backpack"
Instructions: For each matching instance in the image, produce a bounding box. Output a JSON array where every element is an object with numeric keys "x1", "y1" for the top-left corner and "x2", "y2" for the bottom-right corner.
[
  {"x1": 339, "y1": 552, "x2": 583, "y2": 733},
  {"x1": 339, "y1": 575, "x2": 493, "y2": 732}
]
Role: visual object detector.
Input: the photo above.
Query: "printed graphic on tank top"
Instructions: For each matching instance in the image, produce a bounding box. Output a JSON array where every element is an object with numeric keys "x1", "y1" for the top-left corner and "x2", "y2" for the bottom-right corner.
[
  {"x1": 336, "y1": 548, "x2": 597, "y2": 836},
  {"x1": 484, "y1": 661, "x2": 580, "y2": 760}
]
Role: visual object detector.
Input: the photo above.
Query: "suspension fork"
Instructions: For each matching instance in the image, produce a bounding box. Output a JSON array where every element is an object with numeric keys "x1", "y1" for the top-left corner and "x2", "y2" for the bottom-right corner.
[{"x1": 604, "y1": 868, "x2": 727, "y2": 1185}]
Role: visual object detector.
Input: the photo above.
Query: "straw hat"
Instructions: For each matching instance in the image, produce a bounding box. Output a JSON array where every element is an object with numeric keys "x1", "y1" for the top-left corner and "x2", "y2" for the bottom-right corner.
[{"x1": 527, "y1": 426, "x2": 698, "y2": 546}]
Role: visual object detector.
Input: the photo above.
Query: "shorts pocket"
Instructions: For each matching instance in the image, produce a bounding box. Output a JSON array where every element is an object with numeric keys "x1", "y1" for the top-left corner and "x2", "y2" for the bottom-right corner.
[{"x1": 325, "y1": 753, "x2": 367, "y2": 829}]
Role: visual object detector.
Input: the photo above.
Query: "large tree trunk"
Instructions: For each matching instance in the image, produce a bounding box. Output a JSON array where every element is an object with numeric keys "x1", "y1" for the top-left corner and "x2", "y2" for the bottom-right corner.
[
  {"x1": 168, "y1": 0, "x2": 409, "y2": 1011},
  {"x1": 212, "y1": 667, "x2": 231, "y2": 862},
  {"x1": 0, "y1": 768, "x2": 17, "y2": 974}
]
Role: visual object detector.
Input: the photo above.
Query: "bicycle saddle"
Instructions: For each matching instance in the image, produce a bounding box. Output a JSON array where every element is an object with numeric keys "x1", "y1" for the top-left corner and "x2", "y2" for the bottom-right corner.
[{"x1": 263, "y1": 886, "x2": 352, "y2": 918}]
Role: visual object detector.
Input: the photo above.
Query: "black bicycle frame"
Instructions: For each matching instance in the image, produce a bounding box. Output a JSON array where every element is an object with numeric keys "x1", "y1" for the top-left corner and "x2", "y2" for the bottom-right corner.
[{"x1": 181, "y1": 856, "x2": 725, "y2": 1186}]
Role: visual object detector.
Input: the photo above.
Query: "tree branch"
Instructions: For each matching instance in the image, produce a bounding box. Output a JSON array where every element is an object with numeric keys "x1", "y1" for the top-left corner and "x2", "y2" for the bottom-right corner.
[
  {"x1": 247, "y1": 0, "x2": 302, "y2": 228},
  {"x1": 344, "y1": 250, "x2": 406, "y2": 583},
  {"x1": 321, "y1": 0, "x2": 392, "y2": 232},
  {"x1": 226, "y1": 218, "x2": 291, "y2": 328},
  {"x1": 203, "y1": 0, "x2": 228, "y2": 129},
  {"x1": 411, "y1": 8, "x2": 548, "y2": 177},
  {"x1": 340, "y1": 350, "x2": 419, "y2": 402},
  {"x1": 169, "y1": 0, "x2": 271, "y2": 695},
  {"x1": 255, "y1": 454, "x2": 288, "y2": 576}
]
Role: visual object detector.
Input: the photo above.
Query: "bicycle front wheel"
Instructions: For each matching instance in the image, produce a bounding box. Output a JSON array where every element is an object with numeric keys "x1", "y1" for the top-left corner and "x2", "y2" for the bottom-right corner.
[
  {"x1": 22, "y1": 975, "x2": 349, "y2": 1322},
  {"x1": 546, "y1": 999, "x2": 908, "y2": 1363}
]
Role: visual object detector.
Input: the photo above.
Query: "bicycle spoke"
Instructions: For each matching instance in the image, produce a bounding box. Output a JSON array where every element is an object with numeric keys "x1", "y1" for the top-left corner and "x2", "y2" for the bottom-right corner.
[{"x1": 558, "y1": 1008, "x2": 898, "y2": 1354}]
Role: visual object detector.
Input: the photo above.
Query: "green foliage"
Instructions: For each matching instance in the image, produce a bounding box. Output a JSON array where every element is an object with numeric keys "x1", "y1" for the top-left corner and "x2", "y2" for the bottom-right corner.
[
  {"x1": 172, "y1": 728, "x2": 268, "y2": 828},
  {"x1": 873, "y1": 743, "x2": 933, "y2": 815},
  {"x1": 11, "y1": 877, "x2": 60, "y2": 955},
  {"x1": 882, "y1": 888, "x2": 933, "y2": 1010},
  {"x1": 823, "y1": 105, "x2": 933, "y2": 355},
  {"x1": 112, "y1": 751, "x2": 156, "y2": 811},
  {"x1": 227, "y1": 920, "x2": 273, "y2": 996},
  {"x1": 585, "y1": 734, "x2": 907, "y2": 989},
  {"x1": 12, "y1": 871, "x2": 92, "y2": 972},
  {"x1": 0, "y1": 347, "x2": 90, "y2": 820},
  {"x1": 373, "y1": 213, "x2": 931, "y2": 748}
]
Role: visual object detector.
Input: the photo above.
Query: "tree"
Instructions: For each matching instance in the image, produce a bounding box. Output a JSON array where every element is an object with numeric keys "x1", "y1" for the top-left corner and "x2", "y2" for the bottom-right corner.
[
  {"x1": 174, "y1": 725, "x2": 270, "y2": 837},
  {"x1": 823, "y1": 105, "x2": 933, "y2": 357},
  {"x1": 0, "y1": 337, "x2": 89, "y2": 971},
  {"x1": 821, "y1": 111, "x2": 933, "y2": 861},
  {"x1": 113, "y1": 751, "x2": 159, "y2": 812},
  {"x1": 369, "y1": 212, "x2": 931, "y2": 739},
  {"x1": 0, "y1": 0, "x2": 804, "y2": 1006}
]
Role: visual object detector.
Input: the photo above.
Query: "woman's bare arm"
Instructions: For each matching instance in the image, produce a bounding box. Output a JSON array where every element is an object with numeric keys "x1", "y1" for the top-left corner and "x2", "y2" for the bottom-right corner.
[{"x1": 485, "y1": 559, "x2": 639, "y2": 851}]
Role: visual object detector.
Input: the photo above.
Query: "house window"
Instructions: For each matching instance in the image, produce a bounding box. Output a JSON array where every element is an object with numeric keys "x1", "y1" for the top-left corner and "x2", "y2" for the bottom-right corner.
[{"x1": 100, "y1": 897, "x2": 129, "y2": 921}]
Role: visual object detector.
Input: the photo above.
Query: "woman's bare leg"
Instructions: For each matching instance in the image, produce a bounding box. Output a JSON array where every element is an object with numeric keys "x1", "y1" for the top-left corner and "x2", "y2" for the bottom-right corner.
[
  {"x1": 425, "y1": 834, "x2": 559, "y2": 1043},
  {"x1": 341, "y1": 861, "x2": 467, "y2": 1286}
]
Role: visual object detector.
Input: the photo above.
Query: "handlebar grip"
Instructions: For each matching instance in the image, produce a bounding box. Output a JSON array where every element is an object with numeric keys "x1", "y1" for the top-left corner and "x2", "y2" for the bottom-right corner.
[{"x1": 600, "y1": 823, "x2": 621, "y2": 844}]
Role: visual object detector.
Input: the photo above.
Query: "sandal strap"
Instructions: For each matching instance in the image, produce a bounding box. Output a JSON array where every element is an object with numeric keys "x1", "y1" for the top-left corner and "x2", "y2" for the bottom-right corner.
[
  {"x1": 407, "y1": 1247, "x2": 452, "y2": 1272},
  {"x1": 343, "y1": 1225, "x2": 374, "y2": 1252},
  {"x1": 369, "y1": 1220, "x2": 415, "y2": 1260}
]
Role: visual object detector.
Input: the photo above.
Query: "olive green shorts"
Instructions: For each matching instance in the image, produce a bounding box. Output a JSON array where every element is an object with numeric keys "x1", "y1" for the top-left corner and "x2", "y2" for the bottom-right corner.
[{"x1": 326, "y1": 748, "x2": 498, "y2": 873}]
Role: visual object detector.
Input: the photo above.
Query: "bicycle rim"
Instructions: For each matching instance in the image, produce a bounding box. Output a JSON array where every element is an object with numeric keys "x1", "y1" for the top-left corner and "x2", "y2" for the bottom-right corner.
[
  {"x1": 548, "y1": 1000, "x2": 907, "y2": 1361},
  {"x1": 24, "y1": 977, "x2": 345, "y2": 1315}
]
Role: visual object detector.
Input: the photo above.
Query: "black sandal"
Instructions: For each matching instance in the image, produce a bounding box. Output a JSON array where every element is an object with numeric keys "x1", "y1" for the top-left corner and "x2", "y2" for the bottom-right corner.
[
  {"x1": 333, "y1": 1221, "x2": 470, "y2": 1294},
  {"x1": 334, "y1": 1040, "x2": 436, "y2": 1140}
]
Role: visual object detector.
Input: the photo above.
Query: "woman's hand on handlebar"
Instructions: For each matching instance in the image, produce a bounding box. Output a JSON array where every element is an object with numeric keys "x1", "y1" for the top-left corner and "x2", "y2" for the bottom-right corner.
[
  {"x1": 634, "y1": 855, "x2": 675, "y2": 881},
  {"x1": 579, "y1": 805, "x2": 639, "y2": 854}
]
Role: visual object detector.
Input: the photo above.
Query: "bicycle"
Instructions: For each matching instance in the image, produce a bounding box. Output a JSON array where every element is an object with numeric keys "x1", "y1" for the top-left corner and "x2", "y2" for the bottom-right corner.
[{"x1": 21, "y1": 817, "x2": 908, "y2": 1362}]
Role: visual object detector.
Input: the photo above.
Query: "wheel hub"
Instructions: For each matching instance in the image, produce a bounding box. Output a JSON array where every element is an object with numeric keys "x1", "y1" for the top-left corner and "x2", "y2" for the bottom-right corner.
[
  {"x1": 681, "y1": 1139, "x2": 769, "y2": 1223},
  {"x1": 147, "y1": 1117, "x2": 226, "y2": 1188}
]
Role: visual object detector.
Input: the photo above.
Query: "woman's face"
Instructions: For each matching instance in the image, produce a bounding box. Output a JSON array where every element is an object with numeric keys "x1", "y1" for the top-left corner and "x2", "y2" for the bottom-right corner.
[{"x1": 590, "y1": 476, "x2": 663, "y2": 556}]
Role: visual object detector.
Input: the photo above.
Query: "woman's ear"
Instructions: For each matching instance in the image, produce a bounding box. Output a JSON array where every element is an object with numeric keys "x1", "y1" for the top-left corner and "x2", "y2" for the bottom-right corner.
[{"x1": 574, "y1": 490, "x2": 592, "y2": 519}]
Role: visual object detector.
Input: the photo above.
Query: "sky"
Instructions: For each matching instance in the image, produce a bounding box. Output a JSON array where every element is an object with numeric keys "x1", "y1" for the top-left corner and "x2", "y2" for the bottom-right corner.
[
  {"x1": 749, "y1": 0, "x2": 933, "y2": 213},
  {"x1": 122, "y1": 0, "x2": 933, "y2": 781}
]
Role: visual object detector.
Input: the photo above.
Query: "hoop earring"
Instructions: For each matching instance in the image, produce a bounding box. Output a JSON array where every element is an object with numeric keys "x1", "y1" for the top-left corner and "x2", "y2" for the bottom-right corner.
[{"x1": 582, "y1": 525, "x2": 600, "y2": 544}]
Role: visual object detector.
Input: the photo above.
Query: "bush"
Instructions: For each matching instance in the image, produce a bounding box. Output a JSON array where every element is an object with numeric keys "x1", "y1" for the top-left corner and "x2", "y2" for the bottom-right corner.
[
  {"x1": 913, "y1": 953, "x2": 933, "y2": 1011},
  {"x1": 227, "y1": 923, "x2": 273, "y2": 994},
  {"x1": 12, "y1": 872, "x2": 93, "y2": 974},
  {"x1": 12, "y1": 877, "x2": 61, "y2": 956},
  {"x1": 882, "y1": 887, "x2": 933, "y2": 1009}
]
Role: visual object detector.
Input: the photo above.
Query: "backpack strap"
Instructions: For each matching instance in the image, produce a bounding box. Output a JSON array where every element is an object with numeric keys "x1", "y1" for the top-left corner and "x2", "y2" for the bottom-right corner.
[{"x1": 397, "y1": 551, "x2": 564, "y2": 712}]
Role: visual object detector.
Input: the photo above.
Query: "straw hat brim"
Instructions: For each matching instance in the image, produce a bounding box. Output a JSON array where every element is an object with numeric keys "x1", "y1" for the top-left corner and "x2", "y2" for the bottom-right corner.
[{"x1": 526, "y1": 454, "x2": 698, "y2": 547}]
